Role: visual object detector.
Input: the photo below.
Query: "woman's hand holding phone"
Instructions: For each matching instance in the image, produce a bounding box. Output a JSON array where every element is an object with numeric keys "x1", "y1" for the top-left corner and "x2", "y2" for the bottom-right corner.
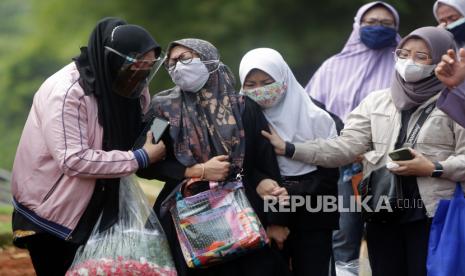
[
  {"x1": 388, "y1": 148, "x2": 435, "y2": 177},
  {"x1": 143, "y1": 131, "x2": 166, "y2": 163}
]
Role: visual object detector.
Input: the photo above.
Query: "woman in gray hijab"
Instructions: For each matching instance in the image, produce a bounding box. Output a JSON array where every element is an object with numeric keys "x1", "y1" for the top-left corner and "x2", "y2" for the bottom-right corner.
[{"x1": 262, "y1": 27, "x2": 465, "y2": 276}]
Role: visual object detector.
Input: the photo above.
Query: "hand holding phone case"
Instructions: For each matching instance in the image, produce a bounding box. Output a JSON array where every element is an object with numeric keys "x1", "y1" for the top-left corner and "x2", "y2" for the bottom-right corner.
[
  {"x1": 150, "y1": 117, "x2": 170, "y2": 144},
  {"x1": 132, "y1": 116, "x2": 169, "y2": 150},
  {"x1": 388, "y1": 147, "x2": 414, "y2": 161}
]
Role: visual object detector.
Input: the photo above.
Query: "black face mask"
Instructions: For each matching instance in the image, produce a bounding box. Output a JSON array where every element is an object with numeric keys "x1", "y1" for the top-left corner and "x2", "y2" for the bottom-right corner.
[
  {"x1": 105, "y1": 46, "x2": 164, "y2": 99},
  {"x1": 112, "y1": 67, "x2": 150, "y2": 98},
  {"x1": 448, "y1": 18, "x2": 465, "y2": 45}
]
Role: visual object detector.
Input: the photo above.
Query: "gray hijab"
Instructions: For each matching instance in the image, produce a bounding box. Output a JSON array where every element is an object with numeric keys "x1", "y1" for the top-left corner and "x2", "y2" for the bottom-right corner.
[{"x1": 391, "y1": 26, "x2": 456, "y2": 110}]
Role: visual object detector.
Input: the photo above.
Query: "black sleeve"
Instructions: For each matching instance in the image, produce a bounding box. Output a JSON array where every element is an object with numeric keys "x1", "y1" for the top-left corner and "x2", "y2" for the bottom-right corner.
[
  {"x1": 136, "y1": 131, "x2": 186, "y2": 183},
  {"x1": 285, "y1": 166, "x2": 339, "y2": 197},
  {"x1": 311, "y1": 97, "x2": 344, "y2": 135},
  {"x1": 242, "y1": 98, "x2": 289, "y2": 226},
  {"x1": 242, "y1": 98, "x2": 281, "y2": 187}
]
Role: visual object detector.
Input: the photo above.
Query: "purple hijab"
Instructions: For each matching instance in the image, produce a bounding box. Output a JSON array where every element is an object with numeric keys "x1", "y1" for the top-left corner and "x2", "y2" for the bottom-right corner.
[
  {"x1": 437, "y1": 85, "x2": 465, "y2": 128},
  {"x1": 306, "y1": 1, "x2": 401, "y2": 121}
]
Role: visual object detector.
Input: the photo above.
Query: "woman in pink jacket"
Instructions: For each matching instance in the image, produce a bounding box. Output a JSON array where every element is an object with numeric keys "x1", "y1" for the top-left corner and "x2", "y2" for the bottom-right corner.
[{"x1": 10, "y1": 17, "x2": 166, "y2": 275}]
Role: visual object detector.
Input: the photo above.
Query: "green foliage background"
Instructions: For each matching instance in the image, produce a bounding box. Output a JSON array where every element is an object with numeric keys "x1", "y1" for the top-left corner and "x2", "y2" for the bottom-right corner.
[{"x1": 0, "y1": 0, "x2": 435, "y2": 169}]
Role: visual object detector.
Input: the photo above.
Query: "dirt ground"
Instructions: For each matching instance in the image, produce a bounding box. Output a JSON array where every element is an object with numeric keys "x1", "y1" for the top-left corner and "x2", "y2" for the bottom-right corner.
[
  {"x1": 0, "y1": 246, "x2": 35, "y2": 276},
  {"x1": 0, "y1": 211, "x2": 35, "y2": 276}
]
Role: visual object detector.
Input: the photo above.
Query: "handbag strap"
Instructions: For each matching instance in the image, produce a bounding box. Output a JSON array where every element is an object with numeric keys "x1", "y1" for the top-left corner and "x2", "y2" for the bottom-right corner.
[
  {"x1": 405, "y1": 101, "x2": 436, "y2": 147},
  {"x1": 159, "y1": 175, "x2": 244, "y2": 217}
]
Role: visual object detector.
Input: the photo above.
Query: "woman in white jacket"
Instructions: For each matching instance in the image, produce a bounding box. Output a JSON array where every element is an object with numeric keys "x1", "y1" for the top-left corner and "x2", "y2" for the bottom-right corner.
[{"x1": 263, "y1": 26, "x2": 465, "y2": 276}]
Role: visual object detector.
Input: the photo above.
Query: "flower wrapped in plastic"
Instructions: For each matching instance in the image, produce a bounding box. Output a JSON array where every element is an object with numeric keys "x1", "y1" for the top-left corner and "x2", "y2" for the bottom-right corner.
[{"x1": 67, "y1": 176, "x2": 177, "y2": 276}]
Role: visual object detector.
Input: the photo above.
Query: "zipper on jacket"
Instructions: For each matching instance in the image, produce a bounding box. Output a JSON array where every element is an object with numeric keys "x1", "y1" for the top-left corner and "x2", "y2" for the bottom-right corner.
[{"x1": 41, "y1": 173, "x2": 64, "y2": 203}]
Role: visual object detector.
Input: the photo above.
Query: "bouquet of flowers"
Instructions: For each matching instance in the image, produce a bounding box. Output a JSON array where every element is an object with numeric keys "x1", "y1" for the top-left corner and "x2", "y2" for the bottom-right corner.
[{"x1": 67, "y1": 176, "x2": 177, "y2": 276}]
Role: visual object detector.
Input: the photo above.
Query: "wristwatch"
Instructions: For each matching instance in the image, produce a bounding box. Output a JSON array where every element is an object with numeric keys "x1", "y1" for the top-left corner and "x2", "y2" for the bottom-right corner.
[
  {"x1": 285, "y1": 142, "x2": 295, "y2": 158},
  {"x1": 431, "y1": 161, "x2": 444, "y2": 178}
]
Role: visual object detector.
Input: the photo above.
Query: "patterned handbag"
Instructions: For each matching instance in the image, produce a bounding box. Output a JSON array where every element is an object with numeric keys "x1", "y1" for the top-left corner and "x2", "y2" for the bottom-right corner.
[{"x1": 170, "y1": 177, "x2": 269, "y2": 268}]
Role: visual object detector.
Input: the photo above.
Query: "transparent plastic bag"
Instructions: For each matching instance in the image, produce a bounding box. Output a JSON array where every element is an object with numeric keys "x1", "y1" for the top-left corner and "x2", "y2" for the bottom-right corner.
[
  {"x1": 66, "y1": 175, "x2": 177, "y2": 276},
  {"x1": 335, "y1": 259, "x2": 359, "y2": 276},
  {"x1": 170, "y1": 180, "x2": 268, "y2": 268}
]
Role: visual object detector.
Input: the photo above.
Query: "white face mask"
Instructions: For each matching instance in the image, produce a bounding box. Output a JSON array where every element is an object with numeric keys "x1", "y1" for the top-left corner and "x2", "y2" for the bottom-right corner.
[
  {"x1": 168, "y1": 58, "x2": 210, "y2": 92},
  {"x1": 395, "y1": 58, "x2": 436, "y2": 83}
]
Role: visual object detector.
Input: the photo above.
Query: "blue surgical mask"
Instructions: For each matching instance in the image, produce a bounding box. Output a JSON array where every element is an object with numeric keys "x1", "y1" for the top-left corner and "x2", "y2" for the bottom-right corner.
[
  {"x1": 447, "y1": 17, "x2": 465, "y2": 45},
  {"x1": 360, "y1": 26, "x2": 397, "y2": 50}
]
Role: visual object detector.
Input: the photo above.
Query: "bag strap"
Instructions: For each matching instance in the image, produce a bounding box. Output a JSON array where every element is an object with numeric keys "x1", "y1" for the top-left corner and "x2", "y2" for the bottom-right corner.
[
  {"x1": 405, "y1": 101, "x2": 436, "y2": 147},
  {"x1": 159, "y1": 170, "x2": 245, "y2": 217}
]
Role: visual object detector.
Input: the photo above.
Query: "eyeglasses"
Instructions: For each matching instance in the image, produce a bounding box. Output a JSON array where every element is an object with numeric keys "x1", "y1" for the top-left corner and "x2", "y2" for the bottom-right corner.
[
  {"x1": 105, "y1": 46, "x2": 162, "y2": 70},
  {"x1": 164, "y1": 51, "x2": 220, "y2": 72},
  {"x1": 361, "y1": 18, "x2": 395, "y2": 28},
  {"x1": 393, "y1": 49, "x2": 432, "y2": 64},
  {"x1": 164, "y1": 51, "x2": 196, "y2": 71}
]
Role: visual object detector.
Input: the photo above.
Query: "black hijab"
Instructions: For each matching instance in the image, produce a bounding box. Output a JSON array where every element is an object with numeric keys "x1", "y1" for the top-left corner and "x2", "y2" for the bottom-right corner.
[
  {"x1": 72, "y1": 17, "x2": 160, "y2": 235},
  {"x1": 74, "y1": 17, "x2": 161, "y2": 149}
]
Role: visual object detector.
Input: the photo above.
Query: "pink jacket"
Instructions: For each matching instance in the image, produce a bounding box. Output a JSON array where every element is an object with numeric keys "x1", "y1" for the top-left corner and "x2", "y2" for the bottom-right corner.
[{"x1": 11, "y1": 62, "x2": 150, "y2": 239}]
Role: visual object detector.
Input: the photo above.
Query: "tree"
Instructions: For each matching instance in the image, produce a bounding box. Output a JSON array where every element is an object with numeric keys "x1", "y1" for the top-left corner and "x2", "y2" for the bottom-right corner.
[{"x1": 0, "y1": 0, "x2": 437, "y2": 169}]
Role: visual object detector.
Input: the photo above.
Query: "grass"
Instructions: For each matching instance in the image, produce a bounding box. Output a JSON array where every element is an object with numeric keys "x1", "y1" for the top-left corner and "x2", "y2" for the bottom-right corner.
[
  {"x1": 0, "y1": 204, "x2": 12, "y2": 247},
  {"x1": 0, "y1": 222, "x2": 11, "y2": 234},
  {"x1": 137, "y1": 178, "x2": 164, "y2": 207},
  {"x1": 0, "y1": 204, "x2": 13, "y2": 215}
]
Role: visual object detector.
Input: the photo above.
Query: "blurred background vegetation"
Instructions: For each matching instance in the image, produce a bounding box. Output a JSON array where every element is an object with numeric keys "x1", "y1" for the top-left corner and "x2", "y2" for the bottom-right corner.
[{"x1": 0, "y1": 0, "x2": 436, "y2": 170}]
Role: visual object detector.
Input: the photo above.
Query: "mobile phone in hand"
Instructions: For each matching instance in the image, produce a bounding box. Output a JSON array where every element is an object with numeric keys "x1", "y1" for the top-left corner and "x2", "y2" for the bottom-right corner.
[
  {"x1": 388, "y1": 147, "x2": 414, "y2": 161},
  {"x1": 150, "y1": 117, "x2": 169, "y2": 144}
]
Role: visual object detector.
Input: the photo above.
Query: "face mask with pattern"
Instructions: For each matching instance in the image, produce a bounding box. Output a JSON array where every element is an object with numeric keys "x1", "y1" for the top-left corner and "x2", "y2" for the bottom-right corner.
[{"x1": 241, "y1": 82, "x2": 287, "y2": 108}]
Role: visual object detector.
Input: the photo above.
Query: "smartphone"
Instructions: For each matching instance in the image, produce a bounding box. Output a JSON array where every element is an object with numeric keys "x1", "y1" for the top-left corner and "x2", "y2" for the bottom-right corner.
[
  {"x1": 150, "y1": 117, "x2": 170, "y2": 144},
  {"x1": 388, "y1": 147, "x2": 414, "y2": 161}
]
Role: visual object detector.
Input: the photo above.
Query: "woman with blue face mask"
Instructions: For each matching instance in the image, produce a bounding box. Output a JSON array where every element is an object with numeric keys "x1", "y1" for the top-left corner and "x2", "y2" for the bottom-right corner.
[
  {"x1": 307, "y1": 1, "x2": 400, "y2": 122},
  {"x1": 137, "y1": 39, "x2": 290, "y2": 276},
  {"x1": 305, "y1": 2, "x2": 401, "y2": 269},
  {"x1": 263, "y1": 27, "x2": 465, "y2": 276},
  {"x1": 359, "y1": 3, "x2": 398, "y2": 50}
]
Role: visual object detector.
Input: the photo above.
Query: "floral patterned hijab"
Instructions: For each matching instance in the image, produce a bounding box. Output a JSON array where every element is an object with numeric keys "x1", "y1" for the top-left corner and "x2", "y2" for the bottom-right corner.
[{"x1": 153, "y1": 39, "x2": 245, "y2": 173}]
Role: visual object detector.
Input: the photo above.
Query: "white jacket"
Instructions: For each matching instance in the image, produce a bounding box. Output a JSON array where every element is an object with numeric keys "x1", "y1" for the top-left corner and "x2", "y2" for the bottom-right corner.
[{"x1": 293, "y1": 89, "x2": 465, "y2": 217}]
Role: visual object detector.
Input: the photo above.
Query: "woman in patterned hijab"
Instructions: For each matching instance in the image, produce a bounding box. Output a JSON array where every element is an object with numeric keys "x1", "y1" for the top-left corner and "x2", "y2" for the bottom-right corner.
[
  {"x1": 153, "y1": 38, "x2": 245, "y2": 173},
  {"x1": 138, "y1": 38, "x2": 290, "y2": 276}
]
